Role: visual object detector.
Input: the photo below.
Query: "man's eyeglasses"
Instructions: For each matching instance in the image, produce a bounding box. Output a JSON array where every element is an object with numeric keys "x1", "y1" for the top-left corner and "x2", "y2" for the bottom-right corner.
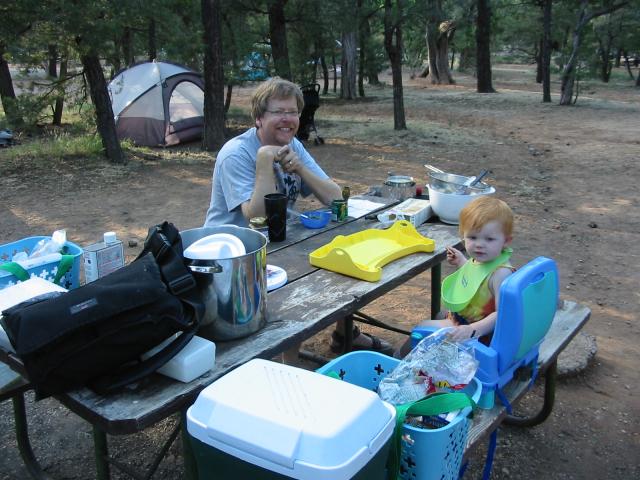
[{"x1": 265, "y1": 110, "x2": 299, "y2": 118}]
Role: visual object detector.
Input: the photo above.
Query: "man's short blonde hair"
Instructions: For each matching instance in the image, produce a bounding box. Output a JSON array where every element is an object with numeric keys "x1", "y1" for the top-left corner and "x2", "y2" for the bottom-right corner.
[
  {"x1": 459, "y1": 196, "x2": 514, "y2": 238},
  {"x1": 250, "y1": 77, "x2": 304, "y2": 121}
]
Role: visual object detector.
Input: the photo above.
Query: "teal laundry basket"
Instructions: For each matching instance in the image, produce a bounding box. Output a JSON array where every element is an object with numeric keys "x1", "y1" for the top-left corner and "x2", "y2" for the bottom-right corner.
[
  {"x1": 0, "y1": 236, "x2": 83, "y2": 290},
  {"x1": 318, "y1": 351, "x2": 481, "y2": 480}
]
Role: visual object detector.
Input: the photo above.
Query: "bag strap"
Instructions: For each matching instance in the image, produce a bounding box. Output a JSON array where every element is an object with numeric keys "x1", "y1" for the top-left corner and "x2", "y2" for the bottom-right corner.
[
  {"x1": 138, "y1": 222, "x2": 196, "y2": 296},
  {"x1": 388, "y1": 392, "x2": 476, "y2": 480},
  {"x1": 53, "y1": 254, "x2": 75, "y2": 286},
  {"x1": 89, "y1": 311, "x2": 200, "y2": 395},
  {"x1": 0, "y1": 262, "x2": 30, "y2": 281},
  {"x1": 137, "y1": 222, "x2": 204, "y2": 321}
]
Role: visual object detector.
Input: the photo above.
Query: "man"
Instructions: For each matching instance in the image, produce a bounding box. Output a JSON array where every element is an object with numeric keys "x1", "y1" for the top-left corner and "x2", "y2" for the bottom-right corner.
[
  {"x1": 204, "y1": 77, "x2": 392, "y2": 358},
  {"x1": 204, "y1": 77, "x2": 340, "y2": 226}
]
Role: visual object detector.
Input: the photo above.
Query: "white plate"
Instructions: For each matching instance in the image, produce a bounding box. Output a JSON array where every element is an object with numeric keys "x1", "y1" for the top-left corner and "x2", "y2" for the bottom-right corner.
[
  {"x1": 184, "y1": 233, "x2": 246, "y2": 260},
  {"x1": 266, "y1": 264, "x2": 287, "y2": 291}
]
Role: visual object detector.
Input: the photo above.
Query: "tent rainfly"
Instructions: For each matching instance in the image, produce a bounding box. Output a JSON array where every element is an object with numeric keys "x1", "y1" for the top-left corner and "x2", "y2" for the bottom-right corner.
[{"x1": 108, "y1": 61, "x2": 204, "y2": 147}]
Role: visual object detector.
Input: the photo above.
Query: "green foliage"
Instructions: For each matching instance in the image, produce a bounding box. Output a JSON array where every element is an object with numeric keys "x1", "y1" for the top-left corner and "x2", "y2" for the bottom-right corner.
[
  {"x1": 0, "y1": 131, "x2": 104, "y2": 162},
  {"x1": 4, "y1": 94, "x2": 50, "y2": 130}
]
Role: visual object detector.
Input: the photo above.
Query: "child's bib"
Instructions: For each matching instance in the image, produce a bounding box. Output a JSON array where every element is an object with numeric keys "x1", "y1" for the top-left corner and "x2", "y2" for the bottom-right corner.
[{"x1": 442, "y1": 248, "x2": 512, "y2": 313}]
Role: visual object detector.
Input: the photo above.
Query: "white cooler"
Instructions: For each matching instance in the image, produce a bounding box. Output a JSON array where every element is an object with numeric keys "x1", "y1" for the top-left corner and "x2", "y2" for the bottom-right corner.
[{"x1": 186, "y1": 359, "x2": 396, "y2": 480}]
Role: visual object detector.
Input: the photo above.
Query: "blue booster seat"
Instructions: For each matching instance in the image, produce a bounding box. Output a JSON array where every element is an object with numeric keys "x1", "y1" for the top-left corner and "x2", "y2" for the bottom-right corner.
[{"x1": 411, "y1": 256, "x2": 559, "y2": 409}]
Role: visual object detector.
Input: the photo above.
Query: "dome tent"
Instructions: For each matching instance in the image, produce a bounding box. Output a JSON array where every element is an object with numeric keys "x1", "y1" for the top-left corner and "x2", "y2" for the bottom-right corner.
[{"x1": 108, "y1": 61, "x2": 204, "y2": 147}]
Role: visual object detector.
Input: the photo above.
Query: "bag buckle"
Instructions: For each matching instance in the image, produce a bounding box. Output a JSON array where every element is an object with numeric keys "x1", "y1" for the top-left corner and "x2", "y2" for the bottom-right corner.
[
  {"x1": 152, "y1": 232, "x2": 172, "y2": 261},
  {"x1": 168, "y1": 273, "x2": 196, "y2": 295}
]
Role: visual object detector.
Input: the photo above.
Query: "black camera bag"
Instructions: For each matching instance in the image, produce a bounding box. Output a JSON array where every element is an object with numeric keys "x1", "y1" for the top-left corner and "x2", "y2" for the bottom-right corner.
[{"x1": 0, "y1": 222, "x2": 204, "y2": 398}]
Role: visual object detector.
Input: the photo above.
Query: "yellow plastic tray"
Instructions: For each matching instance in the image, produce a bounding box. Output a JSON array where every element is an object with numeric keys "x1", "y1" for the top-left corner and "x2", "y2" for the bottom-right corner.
[{"x1": 309, "y1": 220, "x2": 436, "y2": 282}]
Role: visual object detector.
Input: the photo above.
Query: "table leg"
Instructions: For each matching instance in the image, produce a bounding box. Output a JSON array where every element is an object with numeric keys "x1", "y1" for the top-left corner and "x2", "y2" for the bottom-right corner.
[
  {"x1": 181, "y1": 411, "x2": 199, "y2": 480},
  {"x1": 92, "y1": 426, "x2": 110, "y2": 480},
  {"x1": 343, "y1": 315, "x2": 354, "y2": 352},
  {"x1": 504, "y1": 360, "x2": 557, "y2": 427},
  {"x1": 431, "y1": 263, "x2": 442, "y2": 318},
  {"x1": 12, "y1": 393, "x2": 53, "y2": 480}
]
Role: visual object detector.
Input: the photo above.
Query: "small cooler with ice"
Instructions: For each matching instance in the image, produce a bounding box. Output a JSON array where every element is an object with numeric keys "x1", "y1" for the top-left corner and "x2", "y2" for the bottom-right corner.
[{"x1": 186, "y1": 359, "x2": 396, "y2": 480}]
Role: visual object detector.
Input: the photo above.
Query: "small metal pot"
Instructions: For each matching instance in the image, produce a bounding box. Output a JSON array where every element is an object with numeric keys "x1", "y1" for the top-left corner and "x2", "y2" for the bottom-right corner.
[
  {"x1": 381, "y1": 175, "x2": 416, "y2": 201},
  {"x1": 181, "y1": 225, "x2": 267, "y2": 341}
]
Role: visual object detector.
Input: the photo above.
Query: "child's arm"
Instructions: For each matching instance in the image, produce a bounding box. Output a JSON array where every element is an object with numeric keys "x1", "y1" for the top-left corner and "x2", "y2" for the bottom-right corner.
[
  {"x1": 446, "y1": 246, "x2": 467, "y2": 268},
  {"x1": 447, "y1": 267, "x2": 512, "y2": 342}
]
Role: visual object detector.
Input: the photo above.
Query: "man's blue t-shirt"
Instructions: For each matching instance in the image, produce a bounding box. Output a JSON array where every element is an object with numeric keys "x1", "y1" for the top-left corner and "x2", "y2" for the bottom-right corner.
[{"x1": 204, "y1": 128, "x2": 329, "y2": 227}]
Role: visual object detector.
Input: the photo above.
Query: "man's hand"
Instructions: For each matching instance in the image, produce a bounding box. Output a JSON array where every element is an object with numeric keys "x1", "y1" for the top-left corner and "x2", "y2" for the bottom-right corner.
[{"x1": 275, "y1": 145, "x2": 300, "y2": 174}]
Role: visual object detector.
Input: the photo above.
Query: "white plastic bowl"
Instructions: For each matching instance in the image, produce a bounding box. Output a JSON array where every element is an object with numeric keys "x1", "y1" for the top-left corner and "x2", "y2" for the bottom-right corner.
[
  {"x1": 183, "y1": 233, "x2": 246, "y2": 260},
  {"x1": 428, "y1": 185, "x2": 496, "y2": 224}
]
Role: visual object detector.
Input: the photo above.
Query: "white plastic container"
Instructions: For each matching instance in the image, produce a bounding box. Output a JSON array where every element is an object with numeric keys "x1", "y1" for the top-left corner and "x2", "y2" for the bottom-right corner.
[
  {"x1": 141, "y1": 335, "x2": 215, "y2": 383},
  {"x1": 186, "y1": 359, "x2": 396, "y2": 480}
]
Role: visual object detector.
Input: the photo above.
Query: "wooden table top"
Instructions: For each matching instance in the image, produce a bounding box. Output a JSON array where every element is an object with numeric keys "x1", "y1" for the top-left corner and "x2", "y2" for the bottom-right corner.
[{"x1": 50, "y1": 198, "x2": 462, "y2": 434}]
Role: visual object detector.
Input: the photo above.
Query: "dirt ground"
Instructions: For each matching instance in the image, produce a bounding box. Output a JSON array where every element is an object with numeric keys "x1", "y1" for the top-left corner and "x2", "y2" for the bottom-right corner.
[{"x1": 1, "y1": 65, "x2": 638, "y2": 479}]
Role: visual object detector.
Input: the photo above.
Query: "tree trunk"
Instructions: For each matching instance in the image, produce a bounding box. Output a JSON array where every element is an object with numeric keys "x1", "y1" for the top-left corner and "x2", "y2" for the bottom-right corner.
[
  {"x1": 360, "y1": 9, "x2": 380, "y2": 86},
  {"x1": 201, "y1": 0, "x2": 226, "y2": 150},
  {"x1": 384, "y1": 0, "x2": 406, "y2": 130},
  {"x1": 122, "y1": 27, "x2": 134, "y2": 67},
  {"x1": 621, "y1": 51, "x2": 635, "y2": 80},
  {"x1": 535, "y1": 39, "x2": 542, "y2": 84},
  {"x1": 81, "y1": 54, "x2": 124, "y2": 163},
  {"x1": 596, "y1": 31, "x2": 613, "y2": 83},
  {"x1": 53, "y1": 49, "x2": 68, "y2": 126},
  {"x1": 148, "y1": 18, "x2": 157, "y2": 61},
  {"x1": 332, "y1": 54, "x2": 337, "y2": 93},
  {"x1": 320, "y1": 55, "x2": 329, "y2": 94},
  {"x1": 425, "y1": 0, "x2": 454, "y2": 84},
  {"x1": 224, "y1": 84, "x2": 232, "y2": 114},
  {"x1": 541, "y1": 0, "x2": 552, "y2": 102},
  {"x1": 340, "y1": 30, "x2": 357, "y2": 100},
  {"x1": 358, "y1": 42, "x2": 365, "y2": 97},
  {"x1": 0, "y1": 43, "x2": 23, "y2": 127},
  {"x1": 559, "y1": 3, "x2": 587, "y2": 105},
  {"x1": 357, "y1": 0, "x2": 365, "y2": 97},
  {"x1": 268, "y1": 0, "x2": 292, "y2": 80},
  {"x1": 48, "y1": 44, "x2": 58, "y2": 77},
  {"x1": 560, "y1": 0, "x2": 628, "y2": 105},
  {"x1": 476, "y1": 0, "x2": 495, "y2": 93}
]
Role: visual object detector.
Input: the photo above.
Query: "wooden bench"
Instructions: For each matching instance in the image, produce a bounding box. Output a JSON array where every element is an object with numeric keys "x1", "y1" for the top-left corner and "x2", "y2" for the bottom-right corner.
[{"x1": 464, "y1": 300, "x2": 591, "y2": 475}]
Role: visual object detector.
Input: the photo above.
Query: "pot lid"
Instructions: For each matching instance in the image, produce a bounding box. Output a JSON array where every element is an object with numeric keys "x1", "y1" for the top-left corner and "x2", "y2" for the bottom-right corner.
[{"x1": 184, "y1": 233, "x2": 246, "y2": 260}]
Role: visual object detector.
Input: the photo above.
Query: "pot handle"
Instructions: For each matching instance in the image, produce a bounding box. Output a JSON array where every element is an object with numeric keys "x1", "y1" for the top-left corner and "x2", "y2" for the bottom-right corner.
[{"x1": 189, "y1": 263, "x2": 222, "y2": 274}]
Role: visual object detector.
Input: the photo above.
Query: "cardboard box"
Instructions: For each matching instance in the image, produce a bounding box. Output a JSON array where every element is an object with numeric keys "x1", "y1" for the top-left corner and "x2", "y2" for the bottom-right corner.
[
  {"x1": 388, "y1": 198, "x2": 433, "y2": 226},
  {"x1": 83, "y1": 240, "x2": 124, "y2": 282}
]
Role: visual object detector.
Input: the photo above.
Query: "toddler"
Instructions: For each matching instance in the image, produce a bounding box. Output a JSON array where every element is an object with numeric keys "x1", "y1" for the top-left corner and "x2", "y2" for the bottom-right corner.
[{"x1": 420, "y1": 196, "x2": 515, "y2": 344}]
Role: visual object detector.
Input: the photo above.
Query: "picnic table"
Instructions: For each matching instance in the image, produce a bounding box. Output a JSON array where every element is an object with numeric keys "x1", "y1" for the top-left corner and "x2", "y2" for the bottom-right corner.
[{"x1": 0, "y1": 195, "x2": 591, "y2": 479}]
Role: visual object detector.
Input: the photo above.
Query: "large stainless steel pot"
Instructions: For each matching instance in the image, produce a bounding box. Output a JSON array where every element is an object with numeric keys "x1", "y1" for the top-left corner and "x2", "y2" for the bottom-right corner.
[
  {"x1": 381, "y1": 175, "x2": 416, "y2": 201},
  {"x1": 181, "y1": 225, "x2": 267, "y2": 341}
]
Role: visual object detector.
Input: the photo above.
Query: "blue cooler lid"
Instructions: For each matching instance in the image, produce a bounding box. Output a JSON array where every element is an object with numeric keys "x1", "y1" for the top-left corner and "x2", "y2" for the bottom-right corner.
[{"x1": 187, "y1": 359, "x2": 395, "y2": 480}]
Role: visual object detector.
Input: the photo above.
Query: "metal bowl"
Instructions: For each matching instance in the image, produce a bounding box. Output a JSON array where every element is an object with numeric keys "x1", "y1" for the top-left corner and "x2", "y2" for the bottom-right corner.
[{"x1": 428, "y1": 172, "x2": 492, "y2": 195}]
